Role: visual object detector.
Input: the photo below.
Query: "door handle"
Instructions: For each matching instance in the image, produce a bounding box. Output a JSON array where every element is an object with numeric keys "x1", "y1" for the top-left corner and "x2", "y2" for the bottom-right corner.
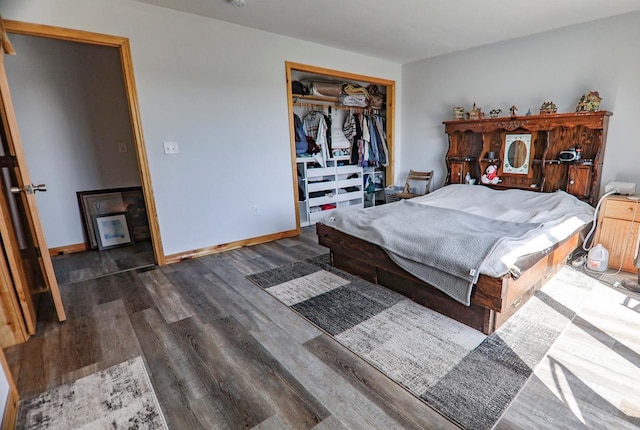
[{"x1": 10, "y1": 184, "x2": 47, "y2": 194}]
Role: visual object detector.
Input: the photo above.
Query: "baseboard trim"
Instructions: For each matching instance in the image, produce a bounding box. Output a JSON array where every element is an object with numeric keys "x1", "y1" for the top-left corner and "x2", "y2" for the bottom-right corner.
[
  {"x1": 48, "y1": 243, "x2": 88, "y2": 256},
  {"x1": 163, "y1": 229, "x2": 299, "y2": 264}
]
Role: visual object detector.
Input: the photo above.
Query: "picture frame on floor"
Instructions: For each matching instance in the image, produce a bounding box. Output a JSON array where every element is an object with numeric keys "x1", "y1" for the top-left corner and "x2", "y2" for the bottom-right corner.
[
  {"x1": 92, "y1": 212, "x2": 134, "y2": 251},
  {"x1": 77, "y1": 186, "x2": 150, "y2": 249}
]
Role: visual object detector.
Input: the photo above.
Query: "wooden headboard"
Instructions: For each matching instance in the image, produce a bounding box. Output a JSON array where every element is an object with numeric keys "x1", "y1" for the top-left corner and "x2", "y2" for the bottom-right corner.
[{"x1": 443, "y1": 111, "x2": 612, "y2": 206}]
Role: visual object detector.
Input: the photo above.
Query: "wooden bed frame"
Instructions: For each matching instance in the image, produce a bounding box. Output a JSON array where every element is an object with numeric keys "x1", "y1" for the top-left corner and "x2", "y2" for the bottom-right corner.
[{"x1": 317, "y1": 222, "x2": 586, "y2": 334}]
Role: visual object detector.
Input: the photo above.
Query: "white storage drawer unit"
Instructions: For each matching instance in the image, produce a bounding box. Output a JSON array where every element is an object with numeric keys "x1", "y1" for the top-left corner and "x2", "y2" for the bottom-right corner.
[{"x1": 297, "y1": 158, "x2": 364, "y2": 226}]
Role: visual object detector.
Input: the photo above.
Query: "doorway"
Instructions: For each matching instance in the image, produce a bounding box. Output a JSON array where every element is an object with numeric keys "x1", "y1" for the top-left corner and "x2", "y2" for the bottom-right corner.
[{"x1": 2, "y1": 21, "x2": 164, "y2": 284}]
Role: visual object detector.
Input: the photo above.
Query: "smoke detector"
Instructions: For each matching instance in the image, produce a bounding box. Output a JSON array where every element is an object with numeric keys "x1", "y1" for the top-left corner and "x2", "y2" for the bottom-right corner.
[{"x1": 228, "y1": 0, "x2": 245, "y2": 6}]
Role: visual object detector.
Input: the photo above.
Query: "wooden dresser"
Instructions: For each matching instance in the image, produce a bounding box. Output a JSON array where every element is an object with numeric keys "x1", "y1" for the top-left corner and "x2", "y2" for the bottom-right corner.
[{"x1": 593, "y1": 195, "x2": 640, "y2": 272}]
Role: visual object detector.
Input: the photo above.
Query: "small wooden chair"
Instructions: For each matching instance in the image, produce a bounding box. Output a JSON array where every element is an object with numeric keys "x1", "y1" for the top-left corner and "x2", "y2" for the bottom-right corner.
[{"x1": 394, "y1": 170, "x2": 434, "y2": 199}]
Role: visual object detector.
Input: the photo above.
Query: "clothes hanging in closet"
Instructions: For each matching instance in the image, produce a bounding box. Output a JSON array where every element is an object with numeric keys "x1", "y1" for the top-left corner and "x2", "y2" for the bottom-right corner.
[
  {"x1": 293, "y1": 113, "x2": 307, "y2": 155},
  {"x1": 347, "y1": 113, "x2": 388, "y2": 168},
  {"x1": 303, "y1": 110, "x2": 328, "y2": 167},
  {"x1": 372, "y1": 114, "x2": 388, "y2": 167},
  {"x1": 330, "y1": 110, "x2": 351, "y2": 150}
]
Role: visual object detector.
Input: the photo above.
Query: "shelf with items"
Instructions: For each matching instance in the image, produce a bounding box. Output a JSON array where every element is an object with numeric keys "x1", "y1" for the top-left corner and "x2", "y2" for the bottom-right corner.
[
  {"x1": 297, "y1": 159, "x2": 364, "y2": 226},
  {"x1": 293, "y1": 95, "x2": 378, "y2": 113},
  {"x1": 308, "y1": 180, "x2": 338, "y2": 193},
  {"x1": 363, "y1": 167, "x2": 386, "y2": 207},
  {"x1": 487, "y1": 183, "x2": 542, "y2": 192},
  {"x1": 449, "y1": 156, "x2": 478, "y2": 162},
  {"x1": 292, "y1": 94, "x2": 341, "y2": 104},
  {"x1": 443, "y1": 111, "x2": 612, "y2": 204}
]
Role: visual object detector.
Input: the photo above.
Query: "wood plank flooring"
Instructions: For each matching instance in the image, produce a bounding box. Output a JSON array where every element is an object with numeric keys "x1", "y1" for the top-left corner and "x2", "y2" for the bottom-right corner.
[
  {"x1": 5, "y1": 227, "x2": 640, "y2": 429},
  {"x1": 51, "y1": 240, "x2": 155, "y2": 285}
]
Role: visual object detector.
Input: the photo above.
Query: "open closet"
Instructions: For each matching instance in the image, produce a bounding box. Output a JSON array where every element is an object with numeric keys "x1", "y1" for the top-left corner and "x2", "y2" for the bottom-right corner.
[{"x1": 285, "y1": 62, "x2": 396, "y2": 229}]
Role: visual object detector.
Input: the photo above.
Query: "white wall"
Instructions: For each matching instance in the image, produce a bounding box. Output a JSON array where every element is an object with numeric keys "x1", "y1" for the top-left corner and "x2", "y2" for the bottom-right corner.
[
  {"x1": 79, "y1": 45, "x2": 141, "y2": 189},
  {"x1": 1, "y1": 0, "x2": 402, "y2": 256},
  {"x1": 5, "y1": 35, "x2": 140, "y2": 248},
  {"x1": 401, "y1": 12, "x2": 640, "y2": 191}
]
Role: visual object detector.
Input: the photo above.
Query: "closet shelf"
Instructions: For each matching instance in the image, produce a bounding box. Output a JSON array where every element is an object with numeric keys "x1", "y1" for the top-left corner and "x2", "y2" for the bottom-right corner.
[
  {"x1": 293, "y1": 95, "x2": 340, "y2": 103},
  {"x1": 293, "y1": 94, "x2": 376, "y2": 112}
]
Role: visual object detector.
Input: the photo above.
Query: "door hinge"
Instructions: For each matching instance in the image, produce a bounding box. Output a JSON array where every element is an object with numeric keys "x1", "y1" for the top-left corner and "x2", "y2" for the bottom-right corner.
[{"x1": 35, "y1": 247, "x2": 41, "y2": 258}]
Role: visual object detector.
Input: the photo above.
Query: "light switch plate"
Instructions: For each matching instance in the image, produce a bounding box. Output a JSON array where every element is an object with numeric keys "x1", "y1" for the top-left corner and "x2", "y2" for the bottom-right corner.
[{"x1": 163, "y1": 141, "x2": 179, "y2": 155}]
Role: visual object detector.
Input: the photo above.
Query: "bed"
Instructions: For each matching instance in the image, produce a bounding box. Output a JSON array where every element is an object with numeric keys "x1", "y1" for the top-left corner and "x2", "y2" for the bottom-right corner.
[{"x1": 316, "y1": 184, "x2": 594, "y2": 334}]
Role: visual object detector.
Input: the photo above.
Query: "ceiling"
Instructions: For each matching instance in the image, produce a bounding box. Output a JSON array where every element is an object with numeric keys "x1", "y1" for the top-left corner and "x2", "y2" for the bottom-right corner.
[{"x1": 133, "y1": 0, "x2": 640, "y2": 64}]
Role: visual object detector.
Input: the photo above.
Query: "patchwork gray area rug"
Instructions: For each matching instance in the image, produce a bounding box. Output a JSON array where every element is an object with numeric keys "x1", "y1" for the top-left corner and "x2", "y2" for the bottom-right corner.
[
  {"x1": 16, "y1": 356, "x2": 168, "y2": 430},
  {"x1": 247, "y1": 254, "x2": 599, "y2": 430}
]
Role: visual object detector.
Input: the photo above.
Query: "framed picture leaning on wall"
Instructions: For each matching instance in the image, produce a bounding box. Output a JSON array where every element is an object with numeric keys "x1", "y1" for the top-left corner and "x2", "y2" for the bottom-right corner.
[
  {"x1": 77, "y1": 186, "x2": 150, "y2": 249},
  {"x1": 92, "y1": 212, "x2": 134, "y2": 250}
]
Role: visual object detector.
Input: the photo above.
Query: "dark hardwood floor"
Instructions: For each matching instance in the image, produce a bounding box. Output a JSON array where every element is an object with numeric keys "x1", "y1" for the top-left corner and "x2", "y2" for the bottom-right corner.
[
  {"x1": 7, "y1": 228, "x2": 456, "y2": 429},
  {"x1": 5, "y1": 228, "x2": 640, "y2": 429},
  {"x1": 51, "y1": 240, "x2": 155, "y2": 285}
]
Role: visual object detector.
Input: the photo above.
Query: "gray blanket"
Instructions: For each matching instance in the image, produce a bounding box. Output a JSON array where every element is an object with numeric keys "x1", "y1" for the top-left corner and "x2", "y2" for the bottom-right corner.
[{"x1": 320, "y1": 200, "x2": 542, "y2": 305}]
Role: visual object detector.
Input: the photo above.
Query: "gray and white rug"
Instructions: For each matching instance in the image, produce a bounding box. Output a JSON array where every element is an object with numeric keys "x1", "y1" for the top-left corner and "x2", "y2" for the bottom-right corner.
[
  {"x1": 248, "y1": 254, "x2": 598, "y2": 430},
  {"x1": 16, "y1": 356, "x2": 168, "y2": 430}
]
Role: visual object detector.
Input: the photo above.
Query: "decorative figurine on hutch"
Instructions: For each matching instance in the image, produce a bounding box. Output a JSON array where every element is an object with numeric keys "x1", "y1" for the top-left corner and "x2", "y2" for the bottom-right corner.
[
  {"x1": 452, "y1": 106, "x2": 465, "y2": 120},
  {"x1": 540, "y1": 101, "x2": 557, "y2": 114},
  {"x1": 481, "y1": 165, "x2": 501, "y2": 185},
  {"x1": 467, "y1": 103, "x2": 483, "y2": 120},
  {"x1": 509, "y1": 105, "x2": 518, "y2": 118},
  {"x1": 575, "y1": 90, "x2": 602, "y2": 112},
  {"x1": 489, "y1": 108, "x2": 502, "y2": 118}
]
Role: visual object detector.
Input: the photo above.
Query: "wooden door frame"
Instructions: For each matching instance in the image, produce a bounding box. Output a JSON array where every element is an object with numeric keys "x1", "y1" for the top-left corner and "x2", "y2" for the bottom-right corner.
[
  {"x1": 3, "y1": 20, "x2": 165, "y2": 265},
  {"x1": 0, "y1": 347, "x2": 18, "y2": 430},
  {"x1": 285, "y1": 61, "x2": 396, "y2": 232}
]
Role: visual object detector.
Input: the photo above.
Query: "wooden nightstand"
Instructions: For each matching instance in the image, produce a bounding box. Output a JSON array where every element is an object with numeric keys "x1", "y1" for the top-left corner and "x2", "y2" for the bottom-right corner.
[{"x1": 593, "y1": 194, "x2": 640, "y2": 272}]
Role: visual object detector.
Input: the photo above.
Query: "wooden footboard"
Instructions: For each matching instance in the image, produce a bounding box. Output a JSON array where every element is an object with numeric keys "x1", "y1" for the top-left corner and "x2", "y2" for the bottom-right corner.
[{"x1": 316, "y1": 223, "x2": 583, "y2": 334}]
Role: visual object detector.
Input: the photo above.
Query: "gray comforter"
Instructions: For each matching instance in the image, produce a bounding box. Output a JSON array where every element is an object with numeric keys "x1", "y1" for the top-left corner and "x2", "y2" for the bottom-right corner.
[
  {"x1": 320, "y1": 200, "x2": 541, "y2": 305},
  {"x1": 319, "y1": 185, "x2": 595, "y2": 306}
]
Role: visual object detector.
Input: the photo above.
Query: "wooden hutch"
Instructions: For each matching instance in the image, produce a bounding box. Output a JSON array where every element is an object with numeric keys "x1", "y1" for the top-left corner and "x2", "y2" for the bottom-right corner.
[{"x1": 443, "y1": 111, "x2": 612, "y2": 205}]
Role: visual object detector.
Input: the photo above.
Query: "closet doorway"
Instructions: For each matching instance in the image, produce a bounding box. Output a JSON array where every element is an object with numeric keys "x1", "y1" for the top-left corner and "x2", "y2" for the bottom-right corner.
[
  {"x1": 285, "y1": 62, "x2": 396, "y2": 231},
  {"x1": 1, "y1": 21, "x2": 162, "y2": 333}
]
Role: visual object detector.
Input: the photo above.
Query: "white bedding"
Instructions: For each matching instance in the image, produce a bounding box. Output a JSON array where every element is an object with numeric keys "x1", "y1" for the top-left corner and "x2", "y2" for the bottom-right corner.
[{"x1": 411, "y1": 184, "x2": 595, "y2": 277}]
